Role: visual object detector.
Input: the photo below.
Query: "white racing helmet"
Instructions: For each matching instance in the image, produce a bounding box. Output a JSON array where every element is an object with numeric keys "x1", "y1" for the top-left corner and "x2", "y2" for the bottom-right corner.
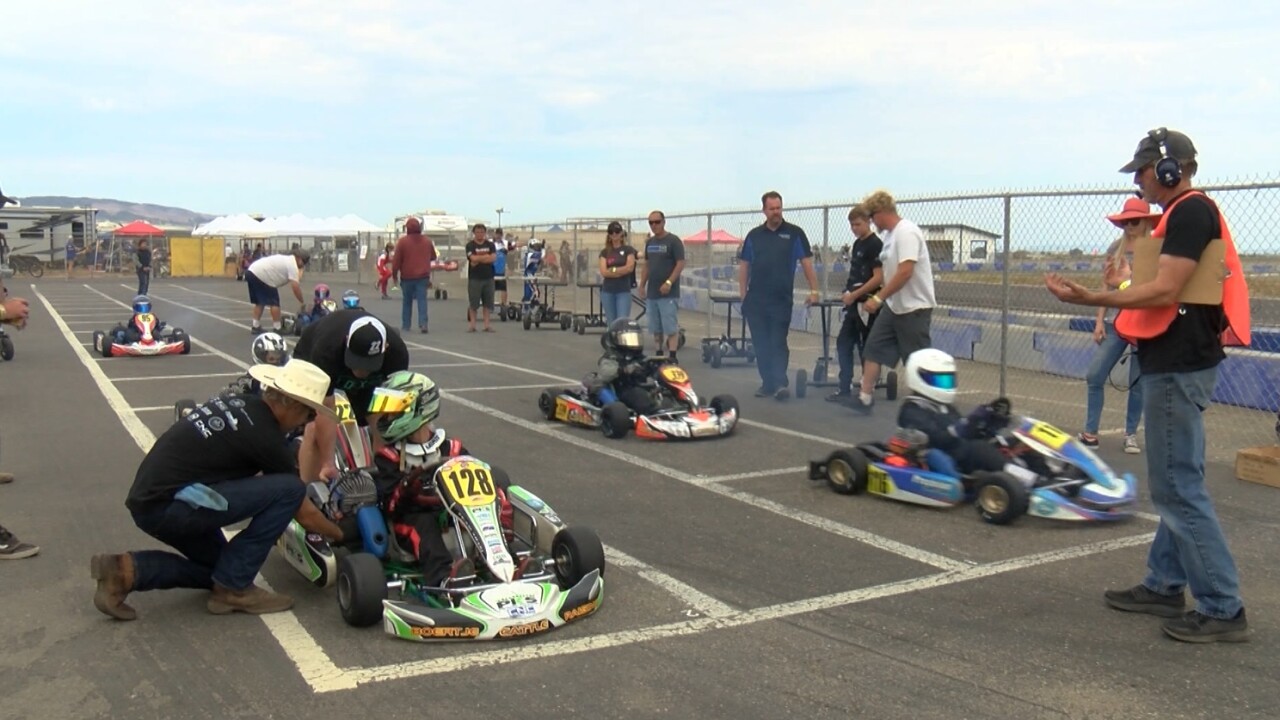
[
  {"x1": 251, "y1": 332, "x2": 290, "y2": 366},
  {"x1": 905, "y1": 348, "x2": 957, "y2": 405}
]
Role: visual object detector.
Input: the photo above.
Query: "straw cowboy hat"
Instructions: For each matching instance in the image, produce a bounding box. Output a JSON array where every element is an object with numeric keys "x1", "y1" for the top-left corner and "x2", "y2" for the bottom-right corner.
[{"x1": 248, "y1": 359, "x2": 335, "y2": 418}]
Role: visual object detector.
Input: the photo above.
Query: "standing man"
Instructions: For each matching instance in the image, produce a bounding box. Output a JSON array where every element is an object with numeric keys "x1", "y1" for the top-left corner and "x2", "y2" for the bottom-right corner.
[
  {"x1": 65, "y1": 239, "x2": 77, "y2": 280},
  {"x1": 1046, "y1": 128, "x2": 1250, "y2": 643},
  {"x1": 848, "y1": 190, "x2": 936, "y2": 415},
  {"x1": 465, "y1": 223, "x2": 497, "y2": 332},
  {"x1": 828, "y1": 204, "x2": 884, "y2": 402},
  {"x1": 738, "y1": 191, "x2": 820, "y2": 400},
  {"x1": 637, "y1": 211, "x2": 686, "y2": 362},
  {"x1": 493, "y1": 228, "x2": 510, "y2": 310},
  {"x1": 245, "y1": 247, "x2": 310, "y2": 335},
  {"x1": 392, "y1": 216, "x2": 436, "y2": 334},
  {"x1": 135, "y1": 238, "x2": 152, "y2": 296}
]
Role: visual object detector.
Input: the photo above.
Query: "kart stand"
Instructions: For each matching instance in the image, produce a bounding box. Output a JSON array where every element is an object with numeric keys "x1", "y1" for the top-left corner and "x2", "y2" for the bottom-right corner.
[
  {"x1": 522, "y1": 277, "x2": 573, "y2": 331},
  {"x1": 700, "y1": 294, "x2": 753, "y2": 368},
  {"x1": 494, "y1": 275, "x2": 522, "y2": 322},
  {"x1": 631, "y1": 293, "x2": 687, "y2": 350},
  {"x1": 572, "y1": 281, "x2": 610, "y2": 335},
  {"x1": 795, "y1": 298, "x2": 897, "y2": 400}
]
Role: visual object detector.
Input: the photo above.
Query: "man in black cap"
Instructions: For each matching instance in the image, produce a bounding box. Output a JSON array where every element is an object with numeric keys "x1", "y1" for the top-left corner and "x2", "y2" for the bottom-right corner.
[{"x1": 292, "y1": 309, "x2": 411, "y2": 482}]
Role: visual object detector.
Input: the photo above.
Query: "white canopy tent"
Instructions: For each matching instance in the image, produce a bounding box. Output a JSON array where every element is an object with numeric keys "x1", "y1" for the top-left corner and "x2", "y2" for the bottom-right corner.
[{"x1": 194, "y1": 213, "x2": 381, "y2": 237}]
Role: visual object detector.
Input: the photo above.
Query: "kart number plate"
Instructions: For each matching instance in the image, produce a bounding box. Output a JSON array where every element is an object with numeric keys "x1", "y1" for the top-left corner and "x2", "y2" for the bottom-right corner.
[
  {"x1": 1027, "y1": 422, "x2": 1069, "y2": 450},
  {"x1": 334, "y1": 395, "x2": 354, "y2": 422},
  {"x1": 660, "y1": 366, "x2": 689, "y2": 384},
  {"x1": 436, "y1": 457, "x2": 497, "y2": 508},
  {"x1": 555, "y1": 398, "x2": 571, "y2": 421},
  {"x1": 867, "y1": 466, "x2": 893, "y2": 495}
]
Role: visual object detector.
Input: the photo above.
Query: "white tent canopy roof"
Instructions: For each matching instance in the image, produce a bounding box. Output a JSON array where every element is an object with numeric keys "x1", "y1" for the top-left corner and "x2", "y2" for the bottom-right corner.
[{"x1": 194, "y1": 213, "x2": 381, "y2": 237}]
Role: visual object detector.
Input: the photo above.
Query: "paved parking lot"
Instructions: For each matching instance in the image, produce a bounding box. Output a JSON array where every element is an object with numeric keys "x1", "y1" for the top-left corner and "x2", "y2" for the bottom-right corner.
[{"x1": 1, "y1": 275, "x2": 1276, "y2": 720}]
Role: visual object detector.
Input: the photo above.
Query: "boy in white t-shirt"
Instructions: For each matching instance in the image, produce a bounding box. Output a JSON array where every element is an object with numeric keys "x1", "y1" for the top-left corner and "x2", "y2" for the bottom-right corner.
[{"x1": 245, "y1": 248, "x2": 311, "y2": 334}]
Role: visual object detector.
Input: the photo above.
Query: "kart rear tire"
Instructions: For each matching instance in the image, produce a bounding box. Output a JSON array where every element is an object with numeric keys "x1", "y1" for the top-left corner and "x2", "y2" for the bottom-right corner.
[
  {"x1": 552, "y1": 526, "x2": 606, "y2": 589},
  {"x1": 560, "y1": 314, "x2": 572, "y2": 331},
  {"x1": 973, "y1": 471, "x2": 1030, "y2": 525},
  {"x1": 710, "y1": 345, "x2": 722, "y2": 369},
  {"x1": 174, "y1": 398, "x2": 198, "y2": 423},
  {"x1": 823, "y1": 449, "x2": 869, "y2": 495},
  {"x1": 710, "y1": 394, "x2": 739, "y2": 423},
  {"x1": 0, "y1": 336, "x2": 13, "y2": 361},
  {"x1": 173, "y1": 328, "x2": 191, "y2": 354},
  {"x1": 336, "y1": 552, "x2": 387, "y2": 627},
  {"x1": 795, "y1": 369, "x2": 808, "y2": 399},
  {"x1": 98, "y1": 332, "x2": 114, "y2": 358},
  {"x1": 522, "y1": 312, "x2": 532, "y2": 330},
  {"x1": 538, "y1": 389, "x2": 558, "y2": 420},
  {"x1": 677, "y1": 329, "x2": 686, "y2": 350},
  {"x1": 506, "y1": 305, "x2": 520, "y2": 321},
  {"x1": 885, "y1": 370, "x2": 899, "y2": 401},
  {"x1": 600, "y1": 401, "x2": 631, "y2": 439}
]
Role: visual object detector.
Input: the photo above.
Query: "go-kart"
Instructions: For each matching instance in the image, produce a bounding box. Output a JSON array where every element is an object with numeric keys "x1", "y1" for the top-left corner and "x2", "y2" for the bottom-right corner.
[
  {"x1": 808, "y1": 415, "x2": 1137, "y2": 524},
  {"x1": 283, "y1": 298, "x2": 338, "y2": 336},
  {"x1": 274, "y1": 390, "x2": 605, "y2": 641},
  {"x1": 91, "y1": 313, "x2": 191, "y2": 358},
  {"x1": 538, "y1": 361, "x2": 739, "y2": 440}
]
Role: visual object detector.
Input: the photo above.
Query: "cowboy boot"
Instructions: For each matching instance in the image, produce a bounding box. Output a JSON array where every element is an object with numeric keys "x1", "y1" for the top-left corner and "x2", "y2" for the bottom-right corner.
[
  {"x1": 207, "y1": 583, "x2": 294, "y2": 615},
  {"x1": 91, "y1": 553, "x2": 137, "y2": 621}
]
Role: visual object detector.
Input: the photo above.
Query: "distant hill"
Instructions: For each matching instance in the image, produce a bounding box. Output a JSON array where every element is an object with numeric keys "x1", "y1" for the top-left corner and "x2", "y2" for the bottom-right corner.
[{"x1": 15, "y1": 196, "x2": 217, "y2": 228}]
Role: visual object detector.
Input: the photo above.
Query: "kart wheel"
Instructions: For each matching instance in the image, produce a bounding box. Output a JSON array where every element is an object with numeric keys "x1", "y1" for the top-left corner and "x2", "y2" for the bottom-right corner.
[
  {"x1": 600, "y1": 401, "x2": 632, "y2": 439},
  {"x1": 574, "y1": 317, "x2": 585, "y2": 335},
  {"x1": 701, "y1": 345, "x2": 711, "y2": 364},
  {"x1": 885, "y1": 370, "x2": 898, "y2": 401},
  {"x1": 746, "y1": 350, "x2": 755, "y2": 364},
  {"x1": 551, "y1": 526, "x2": 606, "y2": 589},
  {"x1": 174, "y1": 398, "x2": 197, "y2": 423},
  {"x1": 795, "y1": 369, "x2": 808, "y2": 399},
  {"x1": 560, "y1": 314, "x2": 572, "y2": 331},
  {"x1": 522, "y1": 312, "x2": 532, "y2": 330},
  {"x1": 973, "y1": 472, "x2": 1030, "y2": 525},
  {"x1": 823, "y1": 449, "x2": 869, "y2": 495},
  {"x1": 538, "y1": 389, "x2": 558, "y2": 420},
  {"x1": 336, "y1": 552, "x2": 387, "y2": 627},
  {"x1": 0, "y1": 336, "x2": 13, "y2": 361},
  {"x1": 677, "y1": 329, "x2": 686, "y2": 350},
  {"x1": 710, "y1": 394, "x2": 739, "y2": 426},
  {"x1": 28, "y1": 263, "x2": 44, "y2": 279},
  {"x1": 507, "y1": 305, "x2": 520, "y2": 321},
  {"x1": 98, "y1": 332, "x2": 114, "y2": 358},
  {"x1": 813, "y1": 359, "x2": 828, "y2": 384},
  {"x1": 710, "y1": 345, "x2": 722, "y2": 369},
  {"x1": 174, "y1": 329, "x2": 191, "y2": 354},
  {"x1": 433, "y1": 288, "x2": 441, "y2": 300}
]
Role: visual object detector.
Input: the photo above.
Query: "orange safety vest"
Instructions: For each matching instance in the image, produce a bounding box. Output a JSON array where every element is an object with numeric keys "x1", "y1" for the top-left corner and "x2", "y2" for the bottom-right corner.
[{"x1": 1114, "y1": 191, "x2": 1250, "y2": 347}]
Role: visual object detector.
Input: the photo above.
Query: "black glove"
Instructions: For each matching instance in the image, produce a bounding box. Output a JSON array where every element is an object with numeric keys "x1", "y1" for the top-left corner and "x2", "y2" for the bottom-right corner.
[{"x1": 989, "y1": 397, "x2": 1012, "y2": 419}]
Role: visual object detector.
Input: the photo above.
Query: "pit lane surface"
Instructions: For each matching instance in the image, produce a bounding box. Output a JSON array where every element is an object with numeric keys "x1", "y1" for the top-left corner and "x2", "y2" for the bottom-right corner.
[{"x1": 1, "y1": 275, "x2": 1276, "y2": 720}]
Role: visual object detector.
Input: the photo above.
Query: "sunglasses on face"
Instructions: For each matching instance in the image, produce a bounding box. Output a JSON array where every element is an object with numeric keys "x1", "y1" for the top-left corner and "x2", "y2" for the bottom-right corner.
[
  {"x1": 608, "y1": 229, "x2": 623, "y2": 235},
  {"x1": 648, "y1": 220, "x2": 663, "y2": 226},
  {"x1": 1124, "y1": 219, "x2": 1143, "y2": 227}
]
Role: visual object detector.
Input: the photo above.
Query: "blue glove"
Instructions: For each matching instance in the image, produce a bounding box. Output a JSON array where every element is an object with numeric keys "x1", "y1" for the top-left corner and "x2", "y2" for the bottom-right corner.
[{"x1": 175, "y1": 483, "x2": 229, "y2": 511}]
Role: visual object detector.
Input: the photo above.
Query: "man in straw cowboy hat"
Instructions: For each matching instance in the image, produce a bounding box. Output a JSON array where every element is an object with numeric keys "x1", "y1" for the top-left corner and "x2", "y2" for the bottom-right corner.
[{"x1": 91, "y1": 359, "x2": 347, "y2": 620}]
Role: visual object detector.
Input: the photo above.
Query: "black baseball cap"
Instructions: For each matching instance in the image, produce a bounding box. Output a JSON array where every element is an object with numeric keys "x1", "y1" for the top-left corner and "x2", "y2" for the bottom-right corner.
[
  {"x1": 607, "y1": 221, "x2": 624, "y2": 233},
  {"x1": 1119, "y1": 128, "x2": 1197, "y2": 173},
  {"x1": 345, "y1": 315, "x2": 388, "y2": 372}
]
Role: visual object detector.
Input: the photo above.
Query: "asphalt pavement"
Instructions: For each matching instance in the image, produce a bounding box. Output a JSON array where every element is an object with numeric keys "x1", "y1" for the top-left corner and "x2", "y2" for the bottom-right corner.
[{"x1": 0, "y1": 273, "x2": 1276, "y2": 720}]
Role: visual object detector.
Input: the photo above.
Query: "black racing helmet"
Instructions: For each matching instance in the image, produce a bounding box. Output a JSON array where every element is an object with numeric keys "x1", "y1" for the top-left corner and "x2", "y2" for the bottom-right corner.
[{"x1": 605, "y1": 318, "x2": 644, "y2": 353}]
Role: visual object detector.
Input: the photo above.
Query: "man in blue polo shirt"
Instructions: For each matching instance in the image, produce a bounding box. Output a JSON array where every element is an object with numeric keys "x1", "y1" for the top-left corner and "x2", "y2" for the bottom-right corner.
[{"x1": 738, "y1": 191, "x2": 821, "y2": 400}]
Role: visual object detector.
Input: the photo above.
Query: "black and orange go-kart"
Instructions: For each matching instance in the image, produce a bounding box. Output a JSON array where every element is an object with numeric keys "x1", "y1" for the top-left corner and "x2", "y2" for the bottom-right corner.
[
  {"x1": 538, "y1": 361, "x2": 739, "y2": 440},
  {"x1": 91, "y1": 313, "x2": 191, "y2": 358}
]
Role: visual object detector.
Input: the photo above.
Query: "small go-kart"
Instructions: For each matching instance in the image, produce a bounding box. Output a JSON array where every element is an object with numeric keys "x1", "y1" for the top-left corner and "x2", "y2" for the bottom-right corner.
[
  {"x1": 538, "y1": 361, "x2": 739, "y2": 440},
  {"x1": 808, "y1": 416, "x2": 1137, "y2": 524},
  {"x1": 274, "y1": 391, "x2": 605, "y2": 641},
  {"x1": 92, "y1": 313, "x2": 191, "y2": 358}
]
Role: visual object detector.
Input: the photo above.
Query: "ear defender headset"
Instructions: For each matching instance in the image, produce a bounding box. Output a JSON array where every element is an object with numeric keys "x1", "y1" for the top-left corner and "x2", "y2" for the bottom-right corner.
[{"x1": 1149, "y1": 127, "x2": 1182, "y2": 188}]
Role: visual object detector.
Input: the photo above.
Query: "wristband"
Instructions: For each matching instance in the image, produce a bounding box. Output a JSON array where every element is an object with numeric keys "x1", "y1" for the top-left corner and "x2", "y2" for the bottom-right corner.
[
  {"x1": 0, "y1": 307, "x2": 6, "y2": 321},
  {"x1": 663, "y1": 279, "x2": 672, "y2": 286},
  {"x1": 870, "y1": 294, "x2": 882, "y2": 302},
  {"x1": 1118, "y1": 280, "x2": 1131, "y2": 291}
]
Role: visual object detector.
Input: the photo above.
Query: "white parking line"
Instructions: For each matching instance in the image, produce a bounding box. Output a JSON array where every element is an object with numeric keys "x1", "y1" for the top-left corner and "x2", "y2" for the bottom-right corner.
[
  {"x1": 93, "y1": 353, "x2": 218, "y2": 361},
  {"x1": 132, "y1": 406, "x2": 177, "y2": 412},
  {"x1": 114, "y1": 372, "x2": 243, "y2": 383},
  {"x1": 701, "y1": 466, "x2": 808, "y2": 484},
  {"x1": 339, "y1": 531, "x2": 1155, "y2": 691},
  {"x1": 448, "y1": 383, "x2": 554, "y2": 392},
  {"x1": 407, "y1": 362, "x2": 488, "y2": 369},
  {"x1": 604, "y1": 545, "x2": 735, "y2": 619}
]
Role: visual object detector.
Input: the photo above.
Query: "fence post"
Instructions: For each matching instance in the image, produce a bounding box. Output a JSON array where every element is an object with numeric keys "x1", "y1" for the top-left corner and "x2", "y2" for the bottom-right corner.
[
  {"x1": 821, "y1": 205, "x2": 830, "y2": 297},
  {"x1": 999, "y1": 195, "x2": 1012, "y2": 397},
  {"x1": 706, "y1": 213, "x2": 714, "y2": 338}
]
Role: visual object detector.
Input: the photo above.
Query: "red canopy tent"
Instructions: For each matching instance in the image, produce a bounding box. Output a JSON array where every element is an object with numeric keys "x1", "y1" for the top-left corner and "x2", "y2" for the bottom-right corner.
[
  {"x1": 682, "y1": 229, "x2": 741, "y2": 244},
  {"x1": 112, "y1": 220, "x2": 165, "y2": 236}
]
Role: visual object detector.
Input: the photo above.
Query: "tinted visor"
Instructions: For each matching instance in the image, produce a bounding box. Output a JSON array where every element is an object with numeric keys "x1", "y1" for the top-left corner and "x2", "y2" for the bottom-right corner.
[
  {"x1": 615, "y1": 329, "x2": 643, "y2": 349},
  {"x1": 920, "y1": 369, "x2": 956, "y2": 390}
]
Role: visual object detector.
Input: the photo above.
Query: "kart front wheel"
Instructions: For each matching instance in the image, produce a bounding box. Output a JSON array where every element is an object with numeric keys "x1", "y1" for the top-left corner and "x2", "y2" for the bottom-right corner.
[
  {"x1": 172, "y1": 328, "x2": 191, "y2": 354},
  {"x1": 538, "y1": 389, "x2": 559, "y2": 420},
  {"x1": 600, "y1": 401, "x2": 631, "y2": 439},
  {"x1": 823, "y1": 449, "x2": 868, "y2": 495},
  {"x1": 336, "y1": 552, "x2": 387, "y2": 627},
  {"x1": 973, "y1": 472, "x2": 1030, "y2": 525},
  {"x1": 710, "y1": 394, "x2": 739, "y2": 423},
  {"x1": 552, "y1": 526, "x2": 606, "y2": 589},
  {"x1": 795, "y1": 369, "x2": 808, "y2": 399},
  {"x1": 885, "y1": 370, "x2": 899, "y2": 401}
]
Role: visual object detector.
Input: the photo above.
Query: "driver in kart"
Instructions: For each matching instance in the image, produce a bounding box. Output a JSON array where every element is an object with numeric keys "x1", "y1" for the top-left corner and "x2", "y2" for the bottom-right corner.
[
  {"x1": 587, "y1": 318, "x2": 661, "y2": 415},
  {"x1": 112, "y1": 295, "x2": 165, "y2": 344},
  {"x1": 896, "y1": 348, "x2": 1012, "y2": 478},
  {"x1": 292, "y1": 309, "x2": 410, "y2": 483}
]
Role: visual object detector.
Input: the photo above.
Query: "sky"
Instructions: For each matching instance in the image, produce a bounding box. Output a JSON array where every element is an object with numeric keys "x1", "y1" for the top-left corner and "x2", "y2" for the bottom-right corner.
[{"x1": 4, "y1": 1, "x2": 1280, "y2": 230}]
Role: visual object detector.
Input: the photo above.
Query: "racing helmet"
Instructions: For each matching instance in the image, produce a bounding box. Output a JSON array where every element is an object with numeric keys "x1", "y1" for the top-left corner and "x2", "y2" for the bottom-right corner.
[
  {"x1": 373, "y1": 371, "x2": 442, "y2": 444},
  {"x1": 605, "y1": 318, "x2": 644, "y2": 354},
  {"x1": 313, "y1": 283, "x2": 330, "y2": 301},
  {"x1": 528, "y1": 238, "x2": 544, "y2": 251},
  {"x1": 132, "y1": 295, "x2": 151, "y2": 314},
  {"x1": 905, "y1": 348, "x2": 957, "y2": 405},
  {"x1": 341, "y1": 289, "x2": 360, "y2": 309},
  {"x1": 251, "y1": 331, "x2": 290, "y2": 366}
]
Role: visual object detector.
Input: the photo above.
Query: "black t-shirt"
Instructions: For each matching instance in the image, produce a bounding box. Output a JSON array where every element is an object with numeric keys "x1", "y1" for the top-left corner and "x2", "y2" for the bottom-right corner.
[
  {"x1": 292, "y1": 309, "x2": 411, "y2": 422},
  {"x1": 126, "y1": 395, "x2": 295, "y2": 513},
  {"x1": 466, "y1": 240, "x2": 497, "y2": 281},
  {"x1": 137, "y1": 248, "x2": 152, "y2": 269},
  {"x1": 643, "y1": 233, "x2": 685, "y2": 298},
  {"x1": 599, "y1": 244, "x2": 637, "y2": 293},
  {"x1": 1136, "y1": 192, "x2": 1228, "y2": 375},
  {"x1": 844, "y1": 233, "x2": 884, "y2": 298}
]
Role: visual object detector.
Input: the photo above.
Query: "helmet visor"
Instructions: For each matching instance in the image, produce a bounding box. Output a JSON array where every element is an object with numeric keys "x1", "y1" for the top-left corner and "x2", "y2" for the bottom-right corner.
[
  {"x1": 368, "y1": 386, "x2": 417, "y2": 414},
  {"x1": 920, "y1": 369, "x2": 956, "y2": 391},
  {"x1": 615, "y1": 329, "x2": 643, "y2": 349}
]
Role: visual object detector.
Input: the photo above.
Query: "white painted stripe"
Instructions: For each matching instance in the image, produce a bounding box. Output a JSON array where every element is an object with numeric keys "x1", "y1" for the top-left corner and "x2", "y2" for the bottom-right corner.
[
  {"x1": 702, "y1": 466, "x2": 808, "y2": 484},
  {"x1": 114, "y1": 372, "x2": 243, "y2": 383},
  {"x1": 447, "y1": 383, "x2": 554, "y2": 393},
  {"x1": 442, "y1": 391, "x2": 966, "y2": 571},
  {"x1": 735, "y1": 418, "x2": 846, "y2": 447},
  {"x1": 339, "y1": 532, "x2": 1154, "y2": 690},
  {"x1": 132, "y1": 405, "x2": 177, "y2": 412},
  {"x1": 407, "y1": 362, "x2": 488, "y2": 369},
  {"x1": 93, "y1": 352, "x2": 218, "y2": 361},
  {"x1": 1134, "y1": 510, "x2": 1161, "y2": 523},
  {"x1": 82, "y1": 286, "x2": 249, "y2": 370},
  {"x1": 604, "y1": 545, "x2": 735, "y2": 618}
]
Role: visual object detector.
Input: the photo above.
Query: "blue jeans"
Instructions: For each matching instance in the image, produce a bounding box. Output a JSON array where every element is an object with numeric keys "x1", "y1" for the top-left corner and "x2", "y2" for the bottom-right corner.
[
  {"x1": 400, "y1": 277, "x2": 429, "y2": 330},
  {"x1": 744, "y1": 296, "x2": 792, "y2": 391},
  {"x1": 129, "y1": 474, "x2": 305, "y2": 591},
  {"x1": 1140, "y1": 367, "x2": 1243, "y2": 619},
  {"x1": 1084, "y1": 322, "x2": 1143, "y2": 434},
  {"x1": 600, "y1": 290, "x2": 632, "y2": 327}
]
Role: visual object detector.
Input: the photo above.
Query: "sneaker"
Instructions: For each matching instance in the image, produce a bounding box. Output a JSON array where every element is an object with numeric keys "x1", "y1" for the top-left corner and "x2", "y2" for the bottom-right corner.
[
  {"x1": 0, "y1": 528, "x2": 39, "y2": 560},
  {"x1": 1124, "y1": 435, "x2": 1141, "y2": 454},
  {"x1": 207, "y1": 583, "x2": 294, "y2": 615},
  {"x1": 250, "y1": 326, "x2": 265, "y2": 335},
  {"x1": 90, "y1": 553, "x2": 137, "y2": 621},
  {"x1": 825, "y1": 390, "x2": 852, "y2": 403},
  {"x1": 848, "y1": 397, "x2": 874, "y2": 416},
  {"x1": 1077, "y1": 432, "x2": 1099, "y2": 447},
  {"x1": 774, "y1": 387, "x2": 790, "y2": 401},
  {"x1": 0, "y1": 471, "x2": 13, "y2": 484},
  {"x1": 754, "y1": 386, "x2": 775, "y2": 398},
  {"x1": 1103, "y1": 584, "x2": 1185, "y2": 618},
  {"x1": 1162, "y1": 609, "x2": 1249, "y2": 643}
]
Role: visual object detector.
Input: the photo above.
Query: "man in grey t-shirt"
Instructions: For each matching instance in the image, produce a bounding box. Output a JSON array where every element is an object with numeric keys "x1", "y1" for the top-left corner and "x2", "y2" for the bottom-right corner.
[{"x1": 637, "y1": 211, "x2": 686, "y2": 361}]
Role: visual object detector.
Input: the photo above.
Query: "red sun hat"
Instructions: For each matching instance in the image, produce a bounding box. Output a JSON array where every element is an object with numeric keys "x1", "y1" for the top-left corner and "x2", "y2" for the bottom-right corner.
[{"x1": 1106, "y1": 197, "x2": 1161, "y2": 228}]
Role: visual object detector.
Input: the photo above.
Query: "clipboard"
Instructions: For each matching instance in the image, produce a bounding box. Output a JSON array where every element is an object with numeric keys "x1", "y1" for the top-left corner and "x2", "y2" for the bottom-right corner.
[{"x1": 1128, "y1": 235, "x2": 1225, "y2": 304}]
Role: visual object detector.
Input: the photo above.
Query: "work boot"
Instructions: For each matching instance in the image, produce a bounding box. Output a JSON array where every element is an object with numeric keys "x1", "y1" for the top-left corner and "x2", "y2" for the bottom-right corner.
[
  {"x1": 207, "y1": 583, "x2": 295, "y2": 615},
  {"x1": 90, "y1": 553, "x2": 138, "y2": 621}
]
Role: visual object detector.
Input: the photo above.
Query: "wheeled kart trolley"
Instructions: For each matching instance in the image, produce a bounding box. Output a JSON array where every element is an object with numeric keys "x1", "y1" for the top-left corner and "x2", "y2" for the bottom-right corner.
[
  {"x1": 521, "y1": 277, "x2": 573, "y2": 331},
  {"x1": 700, "y1": 294, "x2": 753, "y2": 368},
  {"x1": 795, "y1": 298, "x2": 897, "y2": 400},
  {"x1": 571, "y1": 281, "x2": 610, "y2": 335}
]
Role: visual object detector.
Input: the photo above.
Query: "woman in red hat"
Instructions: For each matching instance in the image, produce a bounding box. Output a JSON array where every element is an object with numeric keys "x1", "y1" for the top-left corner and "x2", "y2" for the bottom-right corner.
[{"x1": 1079, "y1": 197, "x2": 1160, "y2": 453}]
